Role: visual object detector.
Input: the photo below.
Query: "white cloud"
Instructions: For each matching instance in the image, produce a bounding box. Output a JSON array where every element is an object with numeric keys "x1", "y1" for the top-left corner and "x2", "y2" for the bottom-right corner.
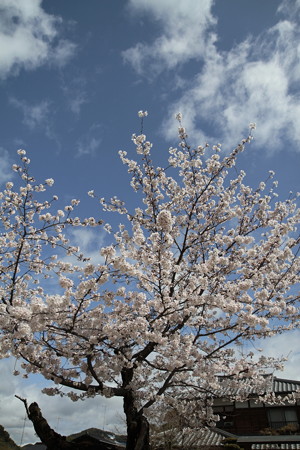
[
  {"x1": 10, "y1": 97, "x2": 50, "y2": 129},
  {"x1": 0, "y1": 0, "x2": 76, "y2": 79},
  {"x1": 162, "y1": 6, "x2": 300, "y2": 152},
  {"x1": 124, "y1": 0, "x2": 300, "y2": 153},
  {"x1": 9, "y1": 97, "x2": 59, "y2": 143},
  {"x1": 77, "y1": 137, "x2": 102, "y2": 157},
  {"x1": 277, "y1": 0, "x2": 300, "y2": 19},
  {"x1": 53, "y1": 227, "x2": 108, "y2": 275},
  {"x1": 69, "y1": 92, "x2": 88, "y2": 115},
  {"x1": 258, "y1": 330, "x2": 300, "y2": 380},
  {"x1": 0, "y1": 148, "x2": 12, "y2": 184},
  {"x1": 59, "y1": 73, "x2": 89, "y2": 116},
  {"x1": 123, "y1": 0, "x2": 216, "y2": 75},
  {"x1": 68, "y1": 227, "x2": 106, "y2": 265},
  {"x1": 76, "y1": 124, "x2": 103, "y2": 157},
  {"x1": 51, "y1": 39, "x2": 77, "y2": 68}
]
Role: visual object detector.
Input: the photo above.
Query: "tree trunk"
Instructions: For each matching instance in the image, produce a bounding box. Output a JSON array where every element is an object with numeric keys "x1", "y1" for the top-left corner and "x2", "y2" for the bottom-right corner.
[
  {"x1": 16, "y1": 396, "x2": 119, "y2": 450},
  {"x1": 26, "y1": 401, "x2": 76, "y2": 449},
  {"x1": 17, "y1": 394, "x2": 150, "y2": 449},
  {"x1": 123, "y1": 394, "x2": 150, "y2": 450}
]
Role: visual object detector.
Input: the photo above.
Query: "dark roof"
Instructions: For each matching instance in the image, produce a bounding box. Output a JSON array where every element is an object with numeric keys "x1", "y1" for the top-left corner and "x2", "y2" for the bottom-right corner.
[
  {"x1": 238, "y1": 436, "x2": 300, "y2": 443},
  {"x1": 21, "y1": 445, "x2": 46, "y2": 450},
  {"x1": 67, "y1": 428, "x2": 126, "y2": 448}
]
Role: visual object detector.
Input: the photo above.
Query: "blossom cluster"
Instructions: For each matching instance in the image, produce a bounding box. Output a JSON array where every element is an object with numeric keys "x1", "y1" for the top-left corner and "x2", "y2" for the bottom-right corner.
[{"x1": 0, "y1": 115, "x2": 299, "y2": 432}]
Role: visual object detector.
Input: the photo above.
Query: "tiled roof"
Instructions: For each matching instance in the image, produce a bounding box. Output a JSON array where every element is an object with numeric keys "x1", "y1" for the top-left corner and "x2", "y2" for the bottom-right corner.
[
  {"x1": 273, "y1": 378, "x2": 300, "y2": 394},
  {"x1": 238, "y1": 435, "x2": 300, "y2": 449},
  {"x1": 251, "y1": 445, "x2": 300, "y2": 449},
  {"x1": 153, "y1": 428, "x2": 300, "y2": 450},
  {"x1": 152, "y1": 426, "x2": 234, "y2": 448},
  {"x1": 216, "y1": 376, "x2": 300, "y2": 398},
  {"x1": 239, "y1": 436, "x2": 300, "y2": 443}
]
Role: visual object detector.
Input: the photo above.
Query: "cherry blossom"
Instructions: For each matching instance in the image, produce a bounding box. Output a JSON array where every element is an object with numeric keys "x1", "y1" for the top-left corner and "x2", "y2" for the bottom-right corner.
[{"x1": 0, "y1": 115, "x2": 299, "y2": 449}]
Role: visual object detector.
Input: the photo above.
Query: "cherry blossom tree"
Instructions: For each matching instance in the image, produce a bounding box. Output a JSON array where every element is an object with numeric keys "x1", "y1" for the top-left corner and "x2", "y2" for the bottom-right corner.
[{"x1": 0, "y1": 113, "x2": 299, "y2": 449}]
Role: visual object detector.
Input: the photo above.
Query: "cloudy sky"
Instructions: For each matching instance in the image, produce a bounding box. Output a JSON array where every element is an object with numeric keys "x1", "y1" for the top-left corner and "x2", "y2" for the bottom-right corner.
[{"x1": 0, "y1": 0, "x2": 300, "y2": 445}]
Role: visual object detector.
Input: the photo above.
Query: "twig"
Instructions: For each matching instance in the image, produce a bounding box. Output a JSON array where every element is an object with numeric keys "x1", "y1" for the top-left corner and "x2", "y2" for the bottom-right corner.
[{"x1": 15, "y1": 395, "x2": 30, "y2": 417}]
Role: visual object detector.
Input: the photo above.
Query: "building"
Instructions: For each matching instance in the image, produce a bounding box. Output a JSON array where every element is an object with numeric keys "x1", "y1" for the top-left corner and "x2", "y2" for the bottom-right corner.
[
  {"x1": 152, "y1": 376, "x2": 300, "y2": 449},
  {"x1": 215, "y1": 376, "x2": 300, "y2": 435}
]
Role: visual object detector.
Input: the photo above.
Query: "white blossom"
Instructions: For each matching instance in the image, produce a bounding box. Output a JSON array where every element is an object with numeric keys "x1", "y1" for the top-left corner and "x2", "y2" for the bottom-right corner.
[
  {"x1": 156, "y1": 209, "x2": 173, "y2": 232},
  {"x1": 59, "y1": 276, "x2": 74, "y2": 289},
  {"x1": 0, "y1": 119, "x2": 299, "y2": 446},
  {"x1": 138, "y1": 110, "x2": 148, "y2": 117}
]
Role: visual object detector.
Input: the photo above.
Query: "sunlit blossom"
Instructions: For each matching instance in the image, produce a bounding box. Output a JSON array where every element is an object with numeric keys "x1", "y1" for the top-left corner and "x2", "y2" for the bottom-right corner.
[
  {"x1": 0, "y1": 126, "x2": 299, "y2": 445},
  {"x1": 138, "y1": 110, "x2": 148, "y2": 117},
  {"x1": 45, "y1": 178, "x2": 54, "y2": 186}
]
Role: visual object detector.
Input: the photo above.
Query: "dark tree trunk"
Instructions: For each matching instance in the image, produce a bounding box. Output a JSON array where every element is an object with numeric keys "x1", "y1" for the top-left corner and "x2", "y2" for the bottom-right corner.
[
  {"x1": 17, "y1": 394, "x2": 151, "y2": 449},
  {"x1": 23, "y1": 401, "x2": 75, "y2": 450},
  {"x1": 16, "y1": 396, "x2": 119, "y2": 450},
  {"x1": 123, "y1": 393, "x2": 150, "y2": 450}
]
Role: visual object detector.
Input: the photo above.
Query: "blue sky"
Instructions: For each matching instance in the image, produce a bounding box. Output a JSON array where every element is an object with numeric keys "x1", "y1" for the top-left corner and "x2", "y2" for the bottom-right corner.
[{"x1": 0, "y1": 0, "x2": 300, "y2": 445}]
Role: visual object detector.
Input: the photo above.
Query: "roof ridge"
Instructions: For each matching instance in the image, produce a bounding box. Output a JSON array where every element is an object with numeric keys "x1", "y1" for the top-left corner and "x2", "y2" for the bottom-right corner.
[{"x1": 273, "y1": 376, "x2": 300, "y2": 384}]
